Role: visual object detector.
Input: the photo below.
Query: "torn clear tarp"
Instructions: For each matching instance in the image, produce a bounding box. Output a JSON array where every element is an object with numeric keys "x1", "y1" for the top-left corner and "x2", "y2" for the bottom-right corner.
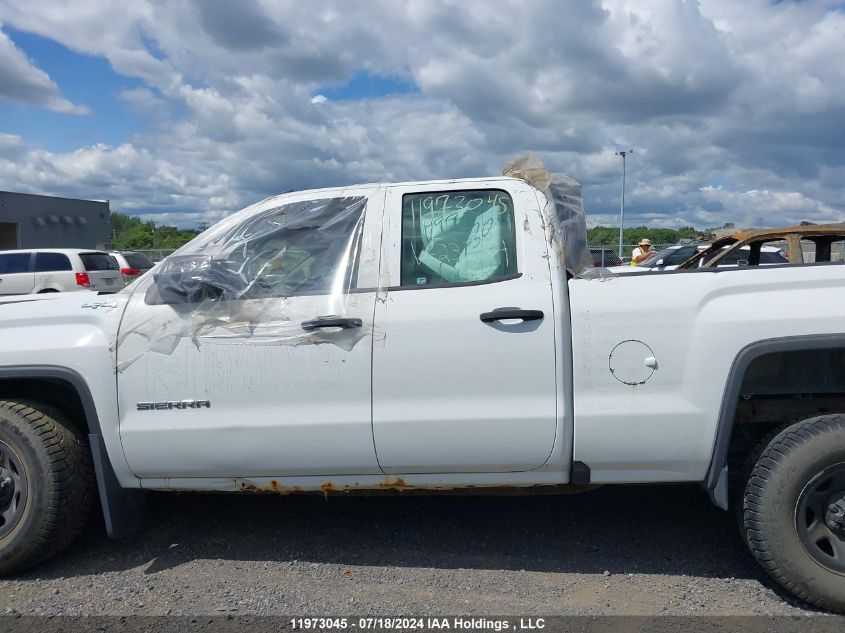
[
  {"x1": 117, "y1": 195, "x2": 373, "y2": 370},
  {"x1": 151, "y1": 196, "x2": 367, "y2": 303},
  {"x1": 502, "y1": 154, "x2": 597, "y2": 278}
]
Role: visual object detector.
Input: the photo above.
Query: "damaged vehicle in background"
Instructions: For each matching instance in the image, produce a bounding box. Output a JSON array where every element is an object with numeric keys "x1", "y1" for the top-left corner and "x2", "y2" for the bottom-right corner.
[
  {"x1": 0, "y1": 157, "x2": 845, "y2": 612},
  {"x1": 609, "y1": 242, "x2": 786, "y2": 273},
  {"x1": 677, "y1": 225, "x2": 845, "y2": 270}
]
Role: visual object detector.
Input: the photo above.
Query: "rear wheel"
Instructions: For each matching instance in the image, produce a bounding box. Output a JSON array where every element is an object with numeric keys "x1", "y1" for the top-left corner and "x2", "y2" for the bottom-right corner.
[
  {"x1": 0, "y1": 400, "x2": 94, "y2": 575},
  {"x1": 743, "y1": 414, "x2": 845, "y2": 612}
]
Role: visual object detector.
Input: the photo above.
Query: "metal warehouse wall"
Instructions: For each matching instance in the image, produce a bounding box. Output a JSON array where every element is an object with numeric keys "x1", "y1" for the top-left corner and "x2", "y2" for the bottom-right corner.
[{"x1": 0, "y1": 191, "x2": 111, "y2": 250}]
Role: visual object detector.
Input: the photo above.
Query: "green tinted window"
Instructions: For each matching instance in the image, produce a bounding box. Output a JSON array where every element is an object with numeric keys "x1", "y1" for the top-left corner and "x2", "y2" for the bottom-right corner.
[{"x1": 401, "y1": 190, "x2": 517, "y2": 287}]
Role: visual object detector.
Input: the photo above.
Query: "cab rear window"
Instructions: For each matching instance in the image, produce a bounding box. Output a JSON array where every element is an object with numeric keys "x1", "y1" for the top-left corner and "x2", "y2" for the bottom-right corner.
[{"x1": 80, "y1": 253, "x2": 119, "y2": 271}]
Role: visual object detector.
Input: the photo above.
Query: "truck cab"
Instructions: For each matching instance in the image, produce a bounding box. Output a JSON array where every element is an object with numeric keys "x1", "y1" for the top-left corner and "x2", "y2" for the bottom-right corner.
[{"x1": 115, "y1": 177, "x2": 570, "y2": 487}]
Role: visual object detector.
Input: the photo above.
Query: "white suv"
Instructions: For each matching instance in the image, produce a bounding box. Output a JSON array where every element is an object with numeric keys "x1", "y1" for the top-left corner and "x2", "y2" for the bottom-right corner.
[
  {"x1": 109, "y1": 251, "x2": 155, "y2": 285},
  {"x1": 0, "y1": 249, "x2": 125, "y2": 295}
]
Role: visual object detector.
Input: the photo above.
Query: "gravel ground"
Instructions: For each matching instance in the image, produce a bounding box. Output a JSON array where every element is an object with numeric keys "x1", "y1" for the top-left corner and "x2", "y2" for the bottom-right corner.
[{"x1": 0, "y1": 484, "x2": 824, "y2": 616}]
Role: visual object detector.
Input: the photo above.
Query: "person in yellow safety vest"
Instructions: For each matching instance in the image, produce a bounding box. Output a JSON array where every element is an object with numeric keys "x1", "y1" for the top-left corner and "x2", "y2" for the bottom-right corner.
[{"x1": 631, "y1": 238, "x2": 656, "y2": 265}]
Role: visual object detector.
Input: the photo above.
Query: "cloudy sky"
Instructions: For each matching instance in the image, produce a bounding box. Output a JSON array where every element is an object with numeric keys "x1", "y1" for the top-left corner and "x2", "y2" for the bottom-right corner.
[{"x1": 0, "y1": 0, "x2": 843, "y2": 229}]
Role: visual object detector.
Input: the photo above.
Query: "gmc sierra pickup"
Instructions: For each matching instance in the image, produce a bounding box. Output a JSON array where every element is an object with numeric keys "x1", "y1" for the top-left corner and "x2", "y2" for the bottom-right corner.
[{"x1": 0, "y1": 157, "x2": 843, "y2": 611}]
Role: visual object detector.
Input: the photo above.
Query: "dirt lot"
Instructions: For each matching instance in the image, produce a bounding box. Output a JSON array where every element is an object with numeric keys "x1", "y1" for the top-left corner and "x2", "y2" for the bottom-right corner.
[{"x1": 0, "y1": 483, "x2": 824, "y2": 616}]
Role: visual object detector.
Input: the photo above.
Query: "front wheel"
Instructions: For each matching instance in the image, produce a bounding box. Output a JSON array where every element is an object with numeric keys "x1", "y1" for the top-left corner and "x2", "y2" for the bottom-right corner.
[
  {"x1": 0, "y1": 400, "x2": 94, "y2": 575},
  {"x1": 743, "y1": 414, "x2": 845, "y2": 612}
]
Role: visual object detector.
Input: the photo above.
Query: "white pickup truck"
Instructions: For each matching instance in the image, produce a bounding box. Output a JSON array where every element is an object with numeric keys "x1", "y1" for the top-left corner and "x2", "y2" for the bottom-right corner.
[{"x1": 0, "y1": 158, "x2": 844, "y2": 611}]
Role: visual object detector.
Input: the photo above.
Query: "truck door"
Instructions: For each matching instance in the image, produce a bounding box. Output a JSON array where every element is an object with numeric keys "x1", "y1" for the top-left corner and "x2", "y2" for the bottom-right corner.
[
  {"x1": 372, "y1": 181, "x2": 558, "y2": 473},
  {"x1": 116, "y1": 189, "x2": 385, "y2": 478}
]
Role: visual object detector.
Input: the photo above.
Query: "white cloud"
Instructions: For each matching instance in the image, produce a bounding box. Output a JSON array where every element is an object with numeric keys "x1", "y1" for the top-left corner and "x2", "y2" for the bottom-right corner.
[
  {"x1": 0, "y1": 0, "x2": 842, "y2": 230},
  {"x1": 0, "y1": 26, "x2": 88, "y2": 114},
  {"x1": 698, "y1": 185, "x2": 841, "y2": 227}
]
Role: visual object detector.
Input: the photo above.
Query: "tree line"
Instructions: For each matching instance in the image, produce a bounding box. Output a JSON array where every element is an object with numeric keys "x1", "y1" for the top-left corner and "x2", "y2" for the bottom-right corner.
[
  {"x1": 110, "y1": 211, "x2": 733, "y2": 252},
  {"x1": 110, "y1": 212, "x2": 201, "y2": 250},
  {"x1": 586, "y1": 225, "x2": 722, "y2": 246}
]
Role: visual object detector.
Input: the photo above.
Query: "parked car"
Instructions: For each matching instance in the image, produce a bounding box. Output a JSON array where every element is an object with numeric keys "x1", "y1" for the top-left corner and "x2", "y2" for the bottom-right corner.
[
  {"x1": 110, "y1": 251, "x2": 155, "y2": 284},
  {"x1": 678, "y1": 225, "x2": 845, "y2": 270},
  {"x1": 589, "y1": 247, "x2": 622, "y2": 267},
  {"x1": 0, "y1": 249, "x2": 125, "y2": 295}
]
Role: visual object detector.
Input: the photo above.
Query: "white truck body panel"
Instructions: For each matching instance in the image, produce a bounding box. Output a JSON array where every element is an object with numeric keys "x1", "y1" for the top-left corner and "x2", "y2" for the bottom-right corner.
[
  {"x1": 0, "y1": 176, "x2": 843, "y2": 496},
  {"x1": 372, "y1": 179, "x2": 561, "y2": 474},
  {"x1": 0, "y1": 293, "x2": 135, "y2": 485},
  {"x1": 116, "y1": 186, "x2": 386, "y2": 478},
  {"x1": 570, "y1": 264, "x2": 845, "y2": 482}
]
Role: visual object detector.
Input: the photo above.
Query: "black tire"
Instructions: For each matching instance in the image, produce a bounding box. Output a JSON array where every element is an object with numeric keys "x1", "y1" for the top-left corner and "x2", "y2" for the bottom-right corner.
[
  {"x1": 731, "y1": 423, "x2": 789, "y2": 529},
  {"x1": 743, "y1": 414, "x2": 845, "y2": 612},
  {"x1": 0, "y1": 400, "x2": 94, "y2": 575}
]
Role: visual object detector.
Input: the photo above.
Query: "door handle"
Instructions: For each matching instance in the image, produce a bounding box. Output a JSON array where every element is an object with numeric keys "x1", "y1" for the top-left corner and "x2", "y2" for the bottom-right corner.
[
  {"x1": 301, "y1": 315, "x2": 363, "y2": 331},
  {"x1": 480, "y1": 308, "x2": 544, "y2": 323}
]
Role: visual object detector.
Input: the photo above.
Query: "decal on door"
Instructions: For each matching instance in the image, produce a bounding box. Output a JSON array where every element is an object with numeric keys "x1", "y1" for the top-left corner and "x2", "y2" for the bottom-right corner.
[{"x1": 136, "y1": 400, "x2": 211, "y2": 411}]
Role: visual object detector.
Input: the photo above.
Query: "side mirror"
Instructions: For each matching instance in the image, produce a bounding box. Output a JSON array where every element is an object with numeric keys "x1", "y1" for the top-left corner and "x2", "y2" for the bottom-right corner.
[
  {"x1": 146, "y1": 255, "x2": 225, "y2": 305},
  {"x1": 655, "y1": 259, "x2": 665, "y2": 267}
]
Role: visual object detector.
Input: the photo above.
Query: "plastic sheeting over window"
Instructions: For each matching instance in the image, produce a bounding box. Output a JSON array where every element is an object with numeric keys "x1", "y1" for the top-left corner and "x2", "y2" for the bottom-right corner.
[
  {"x1": 116, "y1": 196, "x2": 373, "y2": 370},
  {"x1": 502, "y1": 155, "x2": 595, "y2": 278},
  {"x1": 149, "y1": 197, "x2": 367, "y2": 304}
]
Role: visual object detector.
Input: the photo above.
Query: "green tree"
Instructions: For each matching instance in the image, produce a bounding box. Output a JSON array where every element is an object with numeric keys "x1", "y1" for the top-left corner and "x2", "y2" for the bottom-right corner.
[
  {"x1": 587, "y1": 224, "x2": 708, "y2": 248},
  {"x1": 111, "y1": 212, "x2": 200, "y2": 251}
]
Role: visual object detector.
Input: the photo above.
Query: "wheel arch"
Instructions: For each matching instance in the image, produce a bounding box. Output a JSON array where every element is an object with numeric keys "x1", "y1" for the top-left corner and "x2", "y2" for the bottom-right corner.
[
  {"x1": 0, "y1": 366, "x2": 143, "y2": 538},
  {"x1": 705, "y1": 334, "x2": 845, "y2": 510},
  {"x1": 0, "y1": 366, "x2": 102, "y2": 434}
]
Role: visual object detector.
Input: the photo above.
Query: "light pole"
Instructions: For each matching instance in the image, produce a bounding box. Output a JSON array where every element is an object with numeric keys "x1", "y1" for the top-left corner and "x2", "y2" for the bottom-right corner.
[{"x1": 615, "y1": 148, "x2": 633, "y2": 259}]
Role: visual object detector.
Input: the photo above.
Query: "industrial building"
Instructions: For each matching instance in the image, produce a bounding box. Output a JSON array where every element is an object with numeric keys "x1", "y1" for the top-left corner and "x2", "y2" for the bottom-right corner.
[{"x1": 0, "y1": 191, "x2": 111, "y2": 250}]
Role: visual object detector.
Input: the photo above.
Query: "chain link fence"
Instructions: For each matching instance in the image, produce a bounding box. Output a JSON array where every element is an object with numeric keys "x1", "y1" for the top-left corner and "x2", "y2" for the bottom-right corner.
[
  {"x1": 588, "y1": 244, "x2": 674, "y2": 266},
  {"x1": 131, "y1": 249, "x2": 177, "y2": 262}
]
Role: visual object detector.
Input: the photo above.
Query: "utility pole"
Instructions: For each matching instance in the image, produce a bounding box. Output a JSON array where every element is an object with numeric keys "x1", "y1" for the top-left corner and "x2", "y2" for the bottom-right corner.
[{"x1": 615, "y1": 149, "x2": 634, "y2": 258}]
